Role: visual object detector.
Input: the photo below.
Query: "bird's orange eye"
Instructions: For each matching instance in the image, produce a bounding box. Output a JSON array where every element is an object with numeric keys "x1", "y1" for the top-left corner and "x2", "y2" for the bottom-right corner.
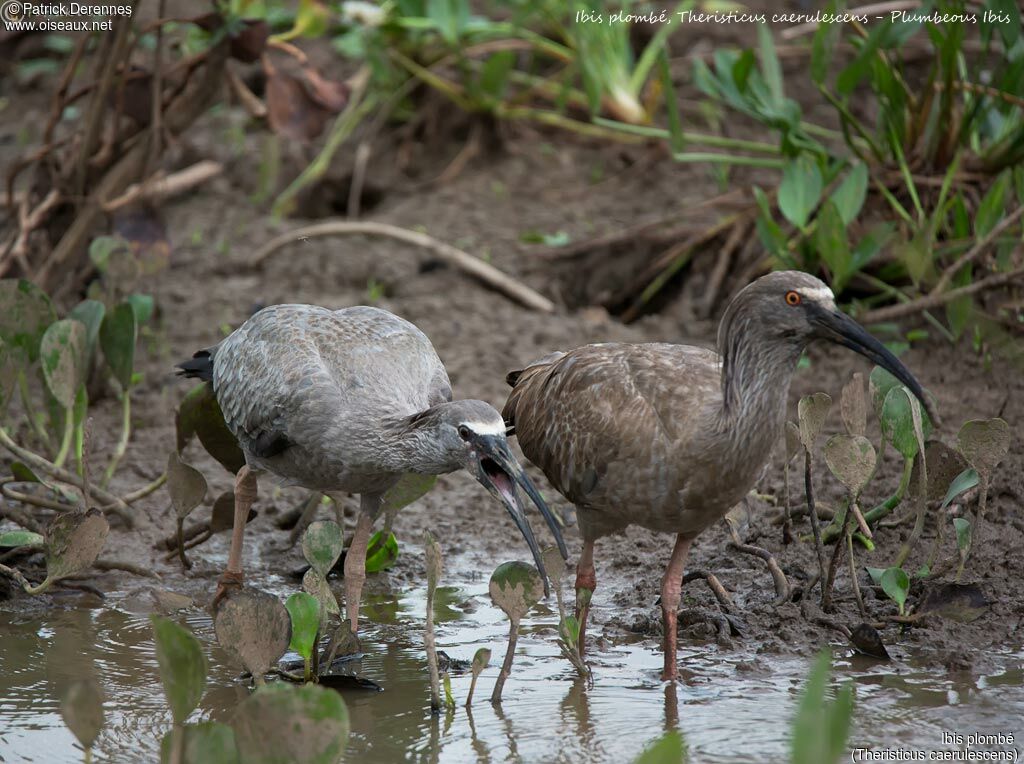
[{"x1": 785, "y1": 291, "x2": 801, "y2": 306}]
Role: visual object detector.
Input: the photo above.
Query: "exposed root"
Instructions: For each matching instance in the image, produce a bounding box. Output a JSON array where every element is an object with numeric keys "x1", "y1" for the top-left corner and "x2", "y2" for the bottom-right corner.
[
  {"x1": 726, "y1": 525, "x2": 791, "y2": 605},
  {"x1": 682, "y1": 569, "x2": 735, "y2": 613}
]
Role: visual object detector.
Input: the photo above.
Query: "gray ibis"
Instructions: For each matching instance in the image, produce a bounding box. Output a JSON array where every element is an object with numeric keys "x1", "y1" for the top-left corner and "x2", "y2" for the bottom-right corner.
[
  {"x1": 178, "y1": 304, "x2": 567, "y2": 629},
  {"x1": 502, "y1": 271, "x2": 930, "y2": 680}
]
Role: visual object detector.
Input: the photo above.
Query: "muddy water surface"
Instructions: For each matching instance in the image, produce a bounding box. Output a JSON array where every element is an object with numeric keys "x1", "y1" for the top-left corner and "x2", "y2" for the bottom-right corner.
[{"x1": 2, "y1": 565, "x2": 1022, "y2": 764}]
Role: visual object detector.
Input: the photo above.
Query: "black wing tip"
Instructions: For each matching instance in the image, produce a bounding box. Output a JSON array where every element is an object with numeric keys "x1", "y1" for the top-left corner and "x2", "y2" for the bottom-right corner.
[{"x1": 175, "y1": 350, "x2": 213, "y2": 381}]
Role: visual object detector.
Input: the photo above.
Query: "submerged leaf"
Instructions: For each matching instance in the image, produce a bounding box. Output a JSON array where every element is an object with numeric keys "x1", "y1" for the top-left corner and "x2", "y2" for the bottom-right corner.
[
  {"x1": 302, "y1": 521, "x2": 344, "y2": 578},
  {"x1": 40, "y1": 319, "x2": 87, "y2": 409},
  {"x1": 160, "y1": 722, "x2": 240, "y2": 764},
  {"x1": 232, "y1": 682, "x2": 350, "y2": 764},
  {"x1": 957, "y1": 418, "x2": 1010, "y2": 477},
  {"x1": 823, "y1": 434, "x2": 876, "y2": 496},
  {"x1": 175, "y1": 383, "x2": 246, "y2": 474},
  {"x1": 0, "y1": 278, "x2": 58, "y2": 362},
  {"x1": 797, "y1": 392, "x2": 832, "y2": 449},
  {"x1": 151, "y1": 615, "x2": 207, "y2": 725},
  {"x1": 214, "y1": 589, "x2": 291, "y2": 681},
  {"x1": 840, "y1": 373, "x2": 866, "y2": 436},
  {"x1": 167, "y1": 452, "x2": 208, "y2": 519},
  {"x1": 45, "y1": 509, "x2": 109, "y2": 582},
  {"x1": 60, "y1": 679, "x2": 105, "y2": 750},
  {"x1": 489, "y1": 561, "x2": 544, "y2": 623},
  {"x1": 286, "y1": 592, "x2": 321, "y2": 662}
]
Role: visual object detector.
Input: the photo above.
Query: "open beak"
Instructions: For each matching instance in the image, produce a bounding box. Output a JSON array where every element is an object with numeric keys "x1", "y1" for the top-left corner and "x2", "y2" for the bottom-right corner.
[
  {"x1": 472, "y1": 434, "x2": 569, "y2": 597},
  {"x1": 811, "y1": 306, "x2": 937, "y2": 423}
]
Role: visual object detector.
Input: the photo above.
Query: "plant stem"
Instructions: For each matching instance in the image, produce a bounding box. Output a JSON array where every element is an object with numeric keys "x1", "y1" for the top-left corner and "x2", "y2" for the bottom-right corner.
[
  {"x1": 466, "y1": 672, "x2": 479, "y2": 707},
  {"x1": 491, "y1": 620, "x2": 518, "y2": 704},
  {"x1": 592, "y1": 117, "x2": 782, "y2": 154},
  {"x1": 425, "y1": 575, "x2": 441, "y2": 713},
  {"x1": 116, "y1": 471, "x2": 167, "y2": 504},
  {"x1": 893, "y1": 449, "x2": 927, "y2": 567},
  {"x1": 671, "y1": 152, "x2": 786, "y2": 169},
  {"x1": 17, "y1": 370, "x2": 51, "y2": 449},
  {"x1": 847, "y1": 529, "x2": 866, "y2": 617},
  {"x1": 53, "y1": 405, "x2": 74, "y2": 469},
  {"x1": 175, "y1": 518, "x2": 191, "y2": 571},
  {"x1": 804, "y1": 449, "x2": 827, "y2": 599},
  {"x1": 303, "y1": 656, "x2": 311, "y2": 683},
  {"x1": 957, "y1": 473, "x2": 988, "y2": 582},
  {"x1": 822, "y1": 490, "x2": 854, "y2": 610},
  {"x1": 826, "y1": 455, "x2": 913, "y2": 542},
  {"x1": 101, "y1": 390, "x2": 130, "y2": 489}
]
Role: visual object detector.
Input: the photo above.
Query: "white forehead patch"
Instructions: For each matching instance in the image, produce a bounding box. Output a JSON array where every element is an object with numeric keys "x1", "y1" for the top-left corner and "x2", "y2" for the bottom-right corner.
[
  {"x1": 461, "y1": 420, "x2": 506, "y2": 435},
  {"x1": 798, "y1": 286, "x2": 836, "y2": 303}
]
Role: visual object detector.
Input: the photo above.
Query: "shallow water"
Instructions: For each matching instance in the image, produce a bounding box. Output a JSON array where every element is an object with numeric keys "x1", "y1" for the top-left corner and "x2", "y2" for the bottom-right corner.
[{"x1": 2, "y1": 572, "x2": 1023, "y2": 764}]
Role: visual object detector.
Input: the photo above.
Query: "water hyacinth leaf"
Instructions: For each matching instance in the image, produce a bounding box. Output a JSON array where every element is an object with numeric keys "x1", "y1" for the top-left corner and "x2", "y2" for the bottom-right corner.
[
  {"x1": 45, "y1": 508, "x2": 109, "y2": 581},
  {"x1": 99, "y1": 302, "x2": 137, "y2": 390},
  {"x1": 0, "y1": 278, "x2": 58, "y2": 362},
  {"x1": 381, "y1": 473, "x2": 436, "y2": 512},
  {"x1": 879, "y1": 567, "x2": 910, "y2": 614},
  {"x1": 232, "y1": 682, "x2": 350, "y2": 764},
  {"x1": 880, "y1": 387, "x2": 929, "y2": 460},
  {"x1": 175, "y1": 383, "x2": 246, "y2": 474},
  {"x1": 67, "y1": 299, "x2": 106, "y2": 366},
  {"x1": 302, "y1": 568, "x2": 340, "y2": 617},
  {"x1": 167, "y1": 452, "x2": 208, "y2": 519},
  {"x1": 489, "y1": 561, "x2": 544, "y2": 623},
  {"x1": 10, "y1": 461, "x2": 41, "y2": 482},
  {"x1": 151, "y1": 615, "x2": 207, "y2": 725},
  {"x1": 941, "y1": 468, "x2": 979, "y2": 509},
  {"x1": 956, "y1": 419, "x2": 1010, "y2": 477},
  {"x1": 0, "y1": 529, "x2": 44, "y2": 547},
  {"x1": 160, "y1": 722, "x2": 240, "y2": 764},
  {"x1": 60, "y1": 679, "x2": 105, "y2": 751},
  {"x1": 302, "y1": 520, "x2": 344, "y2": 578},
  {"x1": 40, "y1": 319, "x2": 87, "y2": 409},
  {"x1": 778, "y1": 154, "x2": 823, "y2": 229},
  {"x1": 285, "y1": 592, "x2": 321, "y2": 662},
  {"x1": 214, "y1": 589, "x2": 291, "y2": 681},
  {"x1": 365, "y1": 531, "x2": 399, "y2": 573},
  {"x1": 953, "y1": 517, "x2": 971, "y2": 552},
  {"x1": 840, "y1": 373, "x2": 866, "y2": 436},
  {"x1": 797, "y1": 392, "x2": 832, "y2": 448},
  {"x1": 823, "y1": 434, "x2": 876, "y2": 496},
  {"x1": 633, "y1": 730, "x2": 689, "y2": 764},
  {"x1": 784, "y1": 421, "x2": 801, "y2": 462}
]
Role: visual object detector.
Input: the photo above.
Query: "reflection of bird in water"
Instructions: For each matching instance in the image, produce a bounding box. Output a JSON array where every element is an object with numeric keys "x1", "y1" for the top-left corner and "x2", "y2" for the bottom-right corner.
[
  {"x1": 504, "y1": 272, "x2": 929, "y2": 679},
  {"x1": 179, "y1": 303, "x2": 567, "y2": 628}
]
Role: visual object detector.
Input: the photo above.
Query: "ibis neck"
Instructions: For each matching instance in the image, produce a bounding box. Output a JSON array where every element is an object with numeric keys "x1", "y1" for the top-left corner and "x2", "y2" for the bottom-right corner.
[
  {"x1": 381, "y1": 410, "x2": 461, "y2": 476},
  {"x1": 717, "y1": 329, "x2": 804, "y2": 434}
]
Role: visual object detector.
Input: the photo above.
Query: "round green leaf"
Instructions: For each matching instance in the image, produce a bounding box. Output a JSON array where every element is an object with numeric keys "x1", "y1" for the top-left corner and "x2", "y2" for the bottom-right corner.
[
  {"x1": 0, "y1": 530, "x2": 44, "y2": 547},
  {"x1": 160, "y1": 722, "x2": 240, "y2": 764},
  {"x1": 127, "y1": 293, "x2": 155, "y2": 324},
  {"x1": 778, "y1": 154, "x2": 823, "y2": 229},
  {"x1": 365, "y1": 531, "x2": 399, "y2": 573},
  {"x1": 45, "y1": 508, "x2": 109, "y2": 582},
  {"x1": 40, "y1": 319, "x2": 87, "y2": 409},
  {"x1": 151, "y1": 614, "x2": 207, "y2": 726},
  {"x1": 99, "y1": 301, "x2": 137, "y2": 390},
  {"x1": 798, "y1": 392, "x2": 832, "y2": 449},
  {"x1": 823, "y1": 434, "x2": 876, "y2": 496},
  {"x1": 471, "y1": 647, "x2": 491, "y2": 677},
  {"x1": 879, "y1": 567, "x2": 910, "y2": 612},
  {"x1": 68, "y1": 299, "x2": 106, "y2": 368},
  {"x1": 60, "y1": 679, "x2": 105, "y2": 750},
  {"x1": 489, "y1": 561, "x2": 544, "y2": 623},
  {"x1": 868, "y1": 365, "x2": 901, "y2": 419},
  {"x1": 285, "y1": 592, "x2": 320, "y2": 662},
  {"x1": 232, "y1": 682, "x2": 350, "y2": 764},
  {"x1": 880, "y1": 387, "x2": 930, "y2": 459},
  {"x1": 167, "y1": 452, "x2": 208, "y2": 519},
  {"x1": 176, "y1": 383, "x2": 246, "y2": 474},
  {"x1": 214, "y1": 589, "x2": 291, "y2": 681},
  {"x1": 0, "y1": 278, "x2": 57, "y2": 363},
  {"x1": 957, "y1": 418, "x2": 1010, "y2": 477},
  {"x1": 301, "y1": 521, "x2": 344, "y2": 578}
]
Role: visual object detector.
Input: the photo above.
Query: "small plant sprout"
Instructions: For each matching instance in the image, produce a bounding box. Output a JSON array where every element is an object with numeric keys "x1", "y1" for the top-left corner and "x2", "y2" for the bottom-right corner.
[
  {"x1": 955, "y1": 418, "x2": 1010, "y2": 580},
  {"x1": 166, "y1": 452, "x2": 208, "y2": 571},
  {"x1": 213, "y1": 589, "x2": 291, "y2": 686},
  {"x1": 465, "y1": 647, "x2": 491, "y2": 708},
  {"x1": 790, "y1": 652, "x2": 853, "y2": 764},
  {"x1": 919, "y1": 443, "x2": 971, "y2": 574},
  {"x1": 98, "y1": 301, "x2": 138, "y2": 487},
  {"x1": 797, "y1": 392, "x2": 831, "y2": 595},
  {"x1": 231, "y1": 683, "x2": 350, "y2": 764},
  {"x1": 781, "y1": 421, "x2": 801, "y2": 544},
  {"x1": 60, "y1": 679, "x2": 104, "y2": 764},
  {"x1": 880, "y1": 566, "x2": 911, "y2": 616},
  {"x1": 883, "y1": 387, "x2": 928, "y2": 568},
  {"x1": 0, "y1": 508, "x2": 111, "y2": 595},
  {"x1": 822, "y1": 434, "x2": 876, "y2": 614},
  {"x1": 285, "y1": 592, "x2": 321, "y2": 683},
  {"x1": 489, "y1": 561, "x2": 544, "y2": 704},
  {"x1": 39, "y1": 318, "x2": 88, "y2": 469},
  {"x1": 542, "y1": 544, "x2": 587, "y2": 678},
  {"x1": 423, "y1": 531, "x2": 443, "y2": 714}
]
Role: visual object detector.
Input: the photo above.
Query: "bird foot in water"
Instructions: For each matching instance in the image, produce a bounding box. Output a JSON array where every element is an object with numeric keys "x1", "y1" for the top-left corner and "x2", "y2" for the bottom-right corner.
[{"x1": 211, "y1": 570, "x2": 244, "y2": 612}]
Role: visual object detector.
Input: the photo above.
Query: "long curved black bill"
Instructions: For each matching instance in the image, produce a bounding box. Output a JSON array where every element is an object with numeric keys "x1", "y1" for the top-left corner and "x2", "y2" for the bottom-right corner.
[{"x1": 812, "y1": 307, "x2": 937, "y2": 424}]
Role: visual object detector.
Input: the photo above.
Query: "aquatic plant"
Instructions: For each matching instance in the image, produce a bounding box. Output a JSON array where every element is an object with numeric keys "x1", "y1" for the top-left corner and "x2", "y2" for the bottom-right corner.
[
  {"x1": 465, "y1": 647, "x2": 491, "y2": 708},
  {"x1": 285, "y1": 592, "x2": 321, "y2": 683},
  {"x1": 424, "y1": 531, "x2": 443, "y2": 713},
  {"x1": 213, "y1": 589, "x2": 291, "y2": 686},
  {"x1": 542, "y1": 545, "x2": 587, "y2": 678},
  {"x1": 797, "y1": 391, "x2": 831, "y2": 599},
  {"x1": 166, "y1": 452, "x2": 208, "y2": 570},
  {"x1": 489, "y1": 560, "x2": 544, "y2": 703},
  {"x1": 0, "y1": 508, "x2": 110, "y2": 595},
  {"x1": 954, "y1": 418, "x2": 1010, "y2": 580}
]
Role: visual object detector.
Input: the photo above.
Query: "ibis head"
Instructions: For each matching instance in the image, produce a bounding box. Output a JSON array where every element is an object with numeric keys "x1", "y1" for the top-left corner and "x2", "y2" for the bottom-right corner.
[
  {"x1": 719, "y1": 271, "x2": 929, "y2": 417},
  {"x1": 403, "y1": 399, "x2": 567, "y2": 589}
]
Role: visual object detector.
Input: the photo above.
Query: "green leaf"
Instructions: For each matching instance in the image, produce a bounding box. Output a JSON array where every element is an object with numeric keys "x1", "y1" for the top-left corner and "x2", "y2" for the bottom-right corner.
[
  {"x1": 160, "y1": 722, "x2": 240, "y2": 764},
  {"x1": 880, "y1": 567, "x2": 910, "y2": 614},
  {"x1": 945, "y1": 265, "x2": 973, "y2": 340},
  {"x1": 941, "y1": 468, "x2": 979, "y2": 509},
  {"x1": 489, "y1": 561, "x2": 544, "y2": 623},
  {"x1": 232, "y1": 683, "x2": 350, "y2": 764},
  {"x1": 88, "y1": 236, "x2": 127, "y2": 272},
  {"x1": 151, "y1": 615, "x2": 208, "y2": 725},
  {"x1": 365, "y1": 531, "x2": 399, "y2": 573},
  {"x1": 814, "y1": 201, "x2": 852, "y2": 292},
  {"x1": 10, "y1": 461, "x2": 41, "y2": 483},
  {"x1": 633, "y1": 730, "x2": 689, "y2": 764},
  {"x1": 778, "y1": 155, "x2": 823, "y2": 229},
  {"x1": 68, "y1": 299, "x2": 106, "y2": 367},
  {"x1": 880, "y1": 386, "x2": 930, "y2": 459},
  {"x1": 865, "y1": 567, "x2": 885, "y2": 585},
  {"x1": 0, "y1": 530, "x2": 44, "y2": 547},
  {"x1": 953, "y1": 517, "x2": 972, "y2": 553},
  {"x1": 478, "y1": 50, "x2": 514, "y2": 101},
  {"x1": 99, "y1": 302, "x2": 137, "y2": 390},
  {"x1": 285, "y1": 592, "x2": 321, "y2": 662},
  {"x1": 40, "y1": 319, "x2": 87, "y2": 409},
  {"x1": 757, "y1": 25, "x2": 784, "y2": 107},
  {"x1": 301, "y1": 520, "x2": 344, "y2": 578},
  {"x1": 830, "y1": 163, "x2": 868, "y2": 226},
  {"x1": 127, "y1": 293, "x2": 155, "y2": 324},
  {"x1": 791, "y1": 651, "x2": 852, "y2": 764},
  {"x1": 302, "y1": 568, "x2": 340, "y2": 618},
  {"x1": 868, "y1": 366, "x2": 900, "y2": 418},
  {"x1": 0, "y1": 278, "x2": 58, "y2": 363},
  {"x1": 810, "y1": 2, "x2": 838, "y2": 85},
  {"x1": 975, "y1": 171, "x2": 1009, "y2": 237},
  {"x1": 851, "y1": 223, "x2": 893, "y2": 271},
  {"x1": 175, "y1": 383, "x2": 246, "y2": 474}
]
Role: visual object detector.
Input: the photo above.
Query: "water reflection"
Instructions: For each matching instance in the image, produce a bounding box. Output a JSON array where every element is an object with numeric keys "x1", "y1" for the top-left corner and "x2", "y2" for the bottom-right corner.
[{"x1": 1, "y1": 580, "x2": 1022, "y2": 763}]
